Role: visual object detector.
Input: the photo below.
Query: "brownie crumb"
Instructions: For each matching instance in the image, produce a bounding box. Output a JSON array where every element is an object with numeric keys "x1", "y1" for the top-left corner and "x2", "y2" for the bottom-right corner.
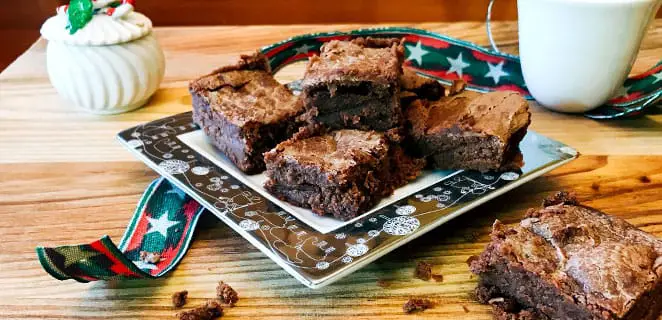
[
  {"x1": 639, "y1": 175, "x2": 651, "y2": 183},
  {"x1": 414, "y1": 261, "x2": 432, "y2": 281},
  {"x1": 139, "y1": 251, "x2": 161, "y2": 264},
  {"x1": 431, "y1": 273, "x2": 444, "y2": 282},
  {"x1": 590, "y1": 182, "x2": 600, "y2": 191},
  {"x1": 462, "y1": 305, "x2": 470, "y2": 313},
  {"x1": 403, "y1": 298, "x2": 433, "y2": 314},
  {"x1": 172, "y1": 290, "x2": 188, "y2": 308},
  {"x1": 176, "y1": 300, "x2": 223, "y2": 320},
  {"x1": 466, "y1": 255, "x2": 479, "y2": 266},
  {"x1": 216, "y1": 281, "x2": 239, "y2": 306},
  {"x1": 447, "y1": 79, "x2": 466, "y2": 96},
  {"x1": 376, "y1": 279, "x2": 391, "y2": 288},
  {"x1": 542, "y1": 191, "x2": 578, "y2": 207}
]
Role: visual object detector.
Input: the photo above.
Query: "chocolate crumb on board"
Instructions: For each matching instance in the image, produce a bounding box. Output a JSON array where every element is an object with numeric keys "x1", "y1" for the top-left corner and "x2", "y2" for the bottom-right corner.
[
  {"x1": 139, "y1": 251, "x2": 161, "y2": 264},
  {"x1": 176, "y1": 300, "x2": 223, "y2": 320},
  {"x1": 462, "y1": 305, "x2": 470, "y2": 313},
  {"x1": 431, "y1": 273, "x2": 444, "y2": 282},
  {"x1": 590, "y1": 182, "x2": 600, "y2": 191},
  {"x1": 403, "y1": 298, "x2": 433, "y2": 314},
  {"x1": 639, "y1": 175, "x2": 651, "y2": 183},
  {"x1": 414, "y1": 261, "x2": 432, "y2": 281},
  {"x1": 216, "y1": 281, "x2": 239, "y2": 306},
  {"x1": 172, "y1": 290, "x2": 188, "y2": 308},
  {"x1": 541, "y1": 191, "x2": 578, "y2": 207},
  {"x1": 446, "y1": 79, "x2": 466, "y2": 96}
]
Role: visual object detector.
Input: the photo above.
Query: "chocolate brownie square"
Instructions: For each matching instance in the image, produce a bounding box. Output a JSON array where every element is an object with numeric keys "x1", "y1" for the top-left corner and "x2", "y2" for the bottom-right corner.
[
  {"x1": 263, "y1": 129, "x2": 425, "y2": 220},
  {"x1": 302, "y1": 37, "x2": 404, "y2": 131},
  {"x1": 400, "y1": 68, "x2": 443, "y2": 105},
  {"x1": 405, "y1": 91, "x2": 530, "y2": 172},
  {"x1": 469, "y1": 192, "x2": 662, "y2": 320},
  {"x1": 189, "y1": 52, "x2": 304, "y2": 174}
]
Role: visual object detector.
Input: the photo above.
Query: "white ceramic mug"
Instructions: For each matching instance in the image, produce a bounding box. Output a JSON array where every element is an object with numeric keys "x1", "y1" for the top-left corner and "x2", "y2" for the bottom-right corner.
[{"x1": 489, "y1": 0, "x2": 661, "y2": 113}]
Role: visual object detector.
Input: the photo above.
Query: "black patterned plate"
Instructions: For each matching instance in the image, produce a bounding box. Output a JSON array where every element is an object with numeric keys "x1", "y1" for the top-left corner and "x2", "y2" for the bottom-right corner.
[{"x1": 117, "y1": 112, "x2": 577, "y2": 288}]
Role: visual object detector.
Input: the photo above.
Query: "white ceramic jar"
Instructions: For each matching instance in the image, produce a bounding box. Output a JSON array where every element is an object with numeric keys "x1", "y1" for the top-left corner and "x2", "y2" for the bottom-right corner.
[{"x1": 40, "y1": 7, "x2": 165, "y2": 114}]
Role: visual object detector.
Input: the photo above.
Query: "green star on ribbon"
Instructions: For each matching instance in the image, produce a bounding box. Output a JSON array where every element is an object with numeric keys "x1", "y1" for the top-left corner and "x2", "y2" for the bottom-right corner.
[
  {"x1": 55, "y1": 245, "x2": 100, "y2": 268},
  {"x1": 67, "y1": 0, "x2": 94, "y2": 35}
]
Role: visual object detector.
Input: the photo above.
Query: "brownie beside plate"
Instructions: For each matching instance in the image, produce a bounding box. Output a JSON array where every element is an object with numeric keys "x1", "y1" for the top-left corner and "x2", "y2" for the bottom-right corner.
[
  {"x1": 405, "y1": 91, "x2": 530, "y2": 172},
  {"x1": 469, "y1": 192, "x2": 662, "y2": 320},
  {"x1": 263, "y1": 129, "x2": 425, "y2": 221},
  {"x1": 189, "y1": 52, "x2": 304, "y2": 174},
  {"x1": 302, "y1": 37, "x2": 404, "y2": 131}
]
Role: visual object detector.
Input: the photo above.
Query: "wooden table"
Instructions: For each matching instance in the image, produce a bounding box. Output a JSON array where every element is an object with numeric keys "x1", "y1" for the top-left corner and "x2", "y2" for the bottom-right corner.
[{"x1": 1, "y1": 22, "x2": 661, "y2": 319}]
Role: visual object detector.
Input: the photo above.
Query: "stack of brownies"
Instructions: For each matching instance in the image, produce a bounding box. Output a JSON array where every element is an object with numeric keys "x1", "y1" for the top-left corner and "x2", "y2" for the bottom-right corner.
[{"x1": 189, "y1": 37, "x2": 531, "y2": 221}]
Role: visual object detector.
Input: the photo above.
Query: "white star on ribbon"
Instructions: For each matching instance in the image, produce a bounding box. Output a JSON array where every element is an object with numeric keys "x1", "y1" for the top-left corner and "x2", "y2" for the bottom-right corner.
[
  {"x1": 652, "y1": 70, "x2": 662, "y2": 84},
  {"x1": 146, "y1": 211, "x2": 180, "y2": 238},
  {"x1": 132, "y1": 260, "x2": 158, "y2": 270},
  {"x1": 294, "y1": 43, "x2": 315, "y2": 55},
  {"x1": 484, "y1": 61, "x2": 509, "y2": 84},
  {"x1": 446, "y1": 52, "x2": 470, "y2": 78},
  {"x1": 405, "y1": 41, "x2": 429, "y2": 66}
]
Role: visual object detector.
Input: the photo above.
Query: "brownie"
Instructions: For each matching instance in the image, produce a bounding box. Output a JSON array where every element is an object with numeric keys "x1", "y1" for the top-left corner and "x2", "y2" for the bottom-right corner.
[
  {"x1": 469, "y1": 192, "x2": 662, "y2": 320},
  {"x1": 216, "y1": 281, "x2": 238, "y2": 306},
  {"x1": 176, "y1": 300, "x2": 223, "y2": 320},
  {"x1": 403, "y1": 298, "x2": 433, "y2": 314},
  {"x1": 172, "y1": 290, "x2": 188, "y2": 308},
  {"x1": 414, "y1": 261, "x2": 433, "y2": 281},
  {"x1": 405, "y1": 91, "x2": 530, "y2": 172},
  {"x1": 400, "y1": 68, "x2": 443, "y2": 105},
  {"x1": 189, "y1": 51, "x2": 304, "y2": 174},
  {"x1": 263, "y1": 129, "x2": 425, "y2": 220},
  {"x1": 301, "y1": 37, "x2": 405, "y2": 131}
]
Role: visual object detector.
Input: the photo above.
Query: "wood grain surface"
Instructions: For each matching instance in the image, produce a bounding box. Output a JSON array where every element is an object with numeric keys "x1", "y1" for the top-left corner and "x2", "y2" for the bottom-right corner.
[{"x1": 0, "y1": 21, "x2": 661, "y2": 319}]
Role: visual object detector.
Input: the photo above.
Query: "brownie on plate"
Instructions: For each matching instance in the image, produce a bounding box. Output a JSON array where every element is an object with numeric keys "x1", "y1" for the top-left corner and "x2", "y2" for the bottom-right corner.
[
  {"x1": 405, "y1": 90, "x2": 530, "y2": 172},
  {"x1": 263, "y1": 128, "x2": 425, "y2": 220},
  {"x1": 301, "y1": 37, "x2": 404, "y2": 131},
  {"x1": 189, "y1": 52, "x2": 304, "y2": 174},
  {"x1": 469, "y1": 192, "x2": 662, "y2": 320},
  {"x1": 400, "y1": 68, "x2": 443, "y2": 105}
]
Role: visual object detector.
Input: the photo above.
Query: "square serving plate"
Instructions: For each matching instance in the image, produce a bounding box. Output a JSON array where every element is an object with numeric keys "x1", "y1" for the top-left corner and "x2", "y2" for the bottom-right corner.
[{"x1": 117, "y1": 112, "x2": 577, "y2": 288}]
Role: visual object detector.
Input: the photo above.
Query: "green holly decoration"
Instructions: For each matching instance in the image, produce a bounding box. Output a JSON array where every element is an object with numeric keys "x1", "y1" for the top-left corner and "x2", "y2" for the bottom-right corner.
[{"x1": 67, "y1": 0, "x2": 94, "y2": 35}]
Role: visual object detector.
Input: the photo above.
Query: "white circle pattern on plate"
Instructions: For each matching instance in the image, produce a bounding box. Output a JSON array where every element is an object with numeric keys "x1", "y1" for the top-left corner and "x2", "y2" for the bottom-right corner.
[
  {"x1": 191, "y1": 166, "x2": 210, "y2": 175},
  {"x1": 396, "y1": 205, "x2": 416, "y2": 215},
  {"x1": 316, "y1": 261, "x2": 330, "y2": 270},
  {"x1": 158, "y1": 159, "x2": 190, "y2": 174},
  {"x1": 346, "y1": 244, "x2": 369, "y2": 257},
  {"x1": 500, "y1": 172, "x2": 520, "y2": 181},
  {"x1": 238, "y1": 219, "x2": 260, "y2": 231},
  {"x1": 383, "y1": 216, "x2": 420, "y2": 236}
]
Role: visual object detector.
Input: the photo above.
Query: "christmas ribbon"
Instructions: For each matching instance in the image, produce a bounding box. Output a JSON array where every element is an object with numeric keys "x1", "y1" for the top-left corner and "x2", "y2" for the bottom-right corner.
[{"x1": 36, "y1": 178, "x2": 204, "y2": 282}]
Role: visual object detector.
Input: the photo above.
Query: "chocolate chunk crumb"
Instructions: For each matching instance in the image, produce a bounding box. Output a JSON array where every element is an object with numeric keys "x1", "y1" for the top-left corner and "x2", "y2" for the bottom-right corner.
[
  {"x1": 639, "y1": 175, "x2": 651, "y2": 183},
  {"x1": 172, "y1": 290, "x2": 188, "y2": 308},
  {"x1": 139, "y1": 251, "x2": 161, "y2": 264},
  {"x1": 176, "y1": 300, "x2": 223, "y2": 320},
  {"x1": 466, "y1": 255, "x2": 478, "y2": 266},
  {"x1": 376, "y1": 279, "x2": 391, "y2": 288},
  {"x1": 590, "y1": 182, "x2": 600, "y2": 191},
  {"x1": 447, "y1": 79, "x2": 466, "y2": 96},
  {"x1": 403, "y1": 298, "x2": 433, "y2": 314},
  {"x1": 462, "y1": 305, "x2": 470, "y2": 313},
  {"x1": 414, "y1": 261, "x2": 432, "y2": 281},
  {"x1": 216, "y1": 281, "x2": 238, "y2": 306},
  {"x1": 431, "y1": 273, "x2": 444, "y2": 282},
  {"x1": 542, "y1": 191, "x2": 578, "y2": 207}
]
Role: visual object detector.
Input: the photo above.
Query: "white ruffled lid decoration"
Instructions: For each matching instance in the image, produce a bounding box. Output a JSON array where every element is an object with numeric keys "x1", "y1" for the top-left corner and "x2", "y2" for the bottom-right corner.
[{"x1": 40, "y1": 0, "x2": 152, "y2": 46}]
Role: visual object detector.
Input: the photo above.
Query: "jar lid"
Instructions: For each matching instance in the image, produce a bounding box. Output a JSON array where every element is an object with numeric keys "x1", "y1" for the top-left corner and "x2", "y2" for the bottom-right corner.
[{"x1": 40, "y1": 1, "x2": 152, "y2": 46}]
